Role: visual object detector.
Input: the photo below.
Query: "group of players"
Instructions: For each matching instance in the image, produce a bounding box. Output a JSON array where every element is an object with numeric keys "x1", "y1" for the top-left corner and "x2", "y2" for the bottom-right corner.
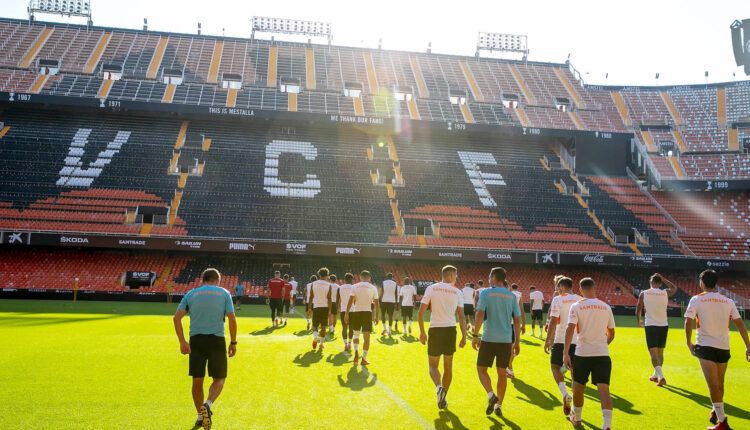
[{"x1": 175, "y1": 265, "x2": 750, "y2": 430}]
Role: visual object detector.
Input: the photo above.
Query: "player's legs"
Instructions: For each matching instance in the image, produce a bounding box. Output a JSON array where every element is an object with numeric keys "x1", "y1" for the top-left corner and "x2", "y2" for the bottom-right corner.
[
  {"x1": 571, "y1": 381, "x2": 585, "y2": 425},
  {"x1": 361, "y1": 331, "x2": 371, "y2": 364},
  {"x1": 700, "y1": 358, "x2": 729, "y2": 424},
  {"x1": 428, "y1": 355, "x2": 442, "y2": 387},
  {"x1": 442, "y1": 354, "x2": 454, "y2": 391},
  {"x1": 387, "y1": 304, "x2": 394, "y2": 330},
  {"x1": 596, "y1": 383, "x2": 613, "y2": 429},
  {"x1": 191, "y1": 377, "x2": 205, "y2": 412},
  {"x1": 207, "y1": 378, "x2": 226, "y2": 404},
  {"x1": 269, "y1": 300, "x2": 276, "y2": 325},
  {"x1": 495, "y1": 366, "x2": 509, "y2": 405}
]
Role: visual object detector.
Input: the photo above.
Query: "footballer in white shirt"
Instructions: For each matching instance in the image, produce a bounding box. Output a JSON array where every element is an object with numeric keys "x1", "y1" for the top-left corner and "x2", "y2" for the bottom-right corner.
[
  {"x1": 308, "y1": 268, "x2": 333, "y2": 352},
  {"x1": 564, "y1": 278, "x2": 615, "y2": 430},
  {"x1": 381, "y1": 273, "x2": 399, "y2": 336},
  {"x1": 337, "y1": 273, "x2": 355, "y2": 352},
  {"x1": 304, "y1": 275, "x2": 317, "y2": 331},
  {"x1": 345, "y1": 270, "x2": 380, "y2": 366},
  {"x1": 635, "y1": 273, "x2": 677, "y2": 386},
  {"x1": 543, "y1": 276, "x2": 581, "y2": 416},
  {"x1": 328, "y1": 274, "x2": 339, "y2": 336},
  {"x1": 398, "y1": 277, "x2": 418, "y2": 335},
  {"x1": 507, "y1": 283, "x2": 525, "y2": 378},
  {"x1": 461, "y1": 283, "x2": 476, "y2": 332},
  {"x1": 684, "y1": 270, "x2": 750, "y2": 430},
  {"x1": 529, "y1": 286, "x2": 545, "y2": 337},
  {"x1": 418, "y1": 265, "x2": 467, "y2": 410}
]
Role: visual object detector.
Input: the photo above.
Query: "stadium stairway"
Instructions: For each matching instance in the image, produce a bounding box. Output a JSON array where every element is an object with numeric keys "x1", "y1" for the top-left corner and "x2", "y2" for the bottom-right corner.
[
  {"x1": 18, "y1": 26, "x2": 53, "y2": 68},
  {"x1": 83, "y1": 31, "x2": 112, "y2": 74},
  {"x1": 408, "y1": 56, "x2": 429, "y2": 98},
  {"x1": 508, "y1": 64, "x2": 535, "y2": 105},
  {"x1": 206, "y1": 40, "x2": 223, "y2": 84},
  {"x1": 611, "y1": 91, "x2": 632, "y2": 128},
  {"x1": 640, "y1": 130, "x2": 659, "y2": 153},
  {"x1": 29, "y1": 74, "x2": 50, "y2": 94},
  {"x1": 267, "y1": 45, "x2": 278, "y2": 88},
  {"x1": 306, "y1": 47, "x2": 316, "y2": 90},
  {"x1": 364, "y1": 52, "x2": 378, "y2": 94},
  {"x1": 460, "y1": 60, "x2": 483, "y2": 102},
  {"x1": 717, "y1": 87, "x2": 727, "y2": 126},
  {"x1": 146, "y1": 36, "x2": 169, "y2": 79}
]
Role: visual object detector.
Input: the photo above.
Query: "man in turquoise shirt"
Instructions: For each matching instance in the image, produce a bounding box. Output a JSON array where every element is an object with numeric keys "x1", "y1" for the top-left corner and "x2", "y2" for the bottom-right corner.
[
  {"x1": 234, "y1": 282, "x2": 244, "y2": 311},
  {"x1": 173, "y1": 268, "x2": 237, "y2": 430},
  {"x1": 472, "y1": 267, "x2": 522, "y2": 418}
]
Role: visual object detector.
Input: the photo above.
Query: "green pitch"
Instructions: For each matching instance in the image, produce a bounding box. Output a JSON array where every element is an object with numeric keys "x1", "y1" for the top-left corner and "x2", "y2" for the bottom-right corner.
[{"x1": 1, "y1": 300, "x2": 749, "y2": 429}]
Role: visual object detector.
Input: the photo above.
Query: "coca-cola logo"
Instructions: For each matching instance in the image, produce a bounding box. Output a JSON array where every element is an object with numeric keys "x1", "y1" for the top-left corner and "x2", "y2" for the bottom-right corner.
[{"x1": 583, "y1": 254, "x2": 605, "y2": 263}]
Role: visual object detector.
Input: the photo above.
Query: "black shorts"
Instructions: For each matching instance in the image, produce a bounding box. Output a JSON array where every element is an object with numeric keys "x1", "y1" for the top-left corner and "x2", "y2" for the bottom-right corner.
[
  {"x1": 189, "y1": 335, "x2": 227, "y2": 379},
  {"x1": 283, "y1": 299, "x2": 291, "y2": 313},
  {"x1": 269, "y1": 298, "x2": 283, "y2": 312},
  {"x1": 477, "y1": 341, "x2": 513, "y2": 368},
  {"x1": 693, "y1": 345, "x2": 731, "y2": 364},
  {"x1": 382, "y1": 302, "x2": 395, "y2": 317},
  {"x1": 401, "y1": 305, "x2": 414, "y2": 319},
  {"x1": 645, "y1": 325, "x2": 668, "y2": 349},
  {"x1": 312, "y1": 307, "x2": 329, "y2": 329},
  {"x1": 428, "y1": 326, "x2": 457, "y2": 357},
  {"x1": 551, "y1": 343, "x2": 576, "y2": 367},
  {"x1": 511, "y1": 324, "x2": 515, "y2": 344},
  {"x1": 572, "y1": 355, "x2": 611, "y2": 386},
  {"x1": 464, "y1": 304, "x2": 475, "y2": 317},
  {"x1": 350, "y1": 311, "x2": 373, "y2": 333},
  {"x1": 531, "y1": 309, "x2": 543, "y2": 321}
]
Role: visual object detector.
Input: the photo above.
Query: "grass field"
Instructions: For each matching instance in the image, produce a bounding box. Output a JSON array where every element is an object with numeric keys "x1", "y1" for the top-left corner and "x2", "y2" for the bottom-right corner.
[{"x1": 1, "y1": 299, "x2": 749, "y2": 430}]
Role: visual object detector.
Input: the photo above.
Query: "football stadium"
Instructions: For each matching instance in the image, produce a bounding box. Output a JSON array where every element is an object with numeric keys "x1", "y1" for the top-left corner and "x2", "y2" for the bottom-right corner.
[{"x1": 1, "y1": 1, "x2": 750, "y2": 429}]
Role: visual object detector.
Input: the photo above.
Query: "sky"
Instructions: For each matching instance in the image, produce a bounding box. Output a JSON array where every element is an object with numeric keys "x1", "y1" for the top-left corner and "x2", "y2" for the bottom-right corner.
[{"x1": 7, "y1": 0, "x2": 750, "y2": 86}]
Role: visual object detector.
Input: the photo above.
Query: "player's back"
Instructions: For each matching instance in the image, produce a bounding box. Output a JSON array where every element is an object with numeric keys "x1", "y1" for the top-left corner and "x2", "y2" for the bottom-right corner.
[
  {"x1": 382, "y1": 280, "x2": 398, "y2": 302},
  {"x1": 310, "y1": 280, "x2": 331, "y2": 308},
  {"x1": 550, "y1": 293, "x2": 582, "y2": 343},
  {"x1": 569, "y1": 298, "x2": 614, "y2": 356},
  {"x1": 422, "y1": 282, "x2": 462, "y2": 328},
  {"x1": 338, "y1": 283, "x2": 354, "y2": 311},
  {"x1": 686, "y1": 292, "x2": 740, "y2": 349},
  {"x1": 642, "y1": 288, "x2": 668, "y2": 326},
  {"x1": 351, "y1": 282, "x2": 378, "y2": 311}
]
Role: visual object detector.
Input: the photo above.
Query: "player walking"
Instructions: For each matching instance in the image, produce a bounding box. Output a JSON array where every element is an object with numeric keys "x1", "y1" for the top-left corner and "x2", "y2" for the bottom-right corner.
[
  {"x1": 381, "y1": 273, "x2": 398, "y2": 336},
  {"x1": 636, "y1": 273, "x2": 677, "y2": 386},
  {"x1": 345, "y1": 270, "x2": 380, "y2": 365},
  {"x1": 337, "y1": 273, "x2": 355, "y2": 351},
  {"x1": 234, "y1": 282, "x2": 243, "y2": 311},
  {"x1": 529, "y1": 286, "x2": 545, "y2": 337},
  {"x1": 472, "y1": 267, "x2": 521, "y2": 417},
  {"x1": 267, "y1": 271, "x2": 286, "y2": 327},
  {"x1": 289, "y1": 277, "x2": 298, "y2": 312},
  {"x1": 462, "y1": 282, "x2": 476, "y2": 334},
  {"x1": 507, "y1": 283, "x2": 526, "y2": 378},
  {"x1": 684, "y1": 270, "x2": 750, "y2": 430},
  {"x1": 305, "y1": 275, "x2": 317, "y2": 331},
  {"x1": 282, "y1": 274, "x2": 293, "y2": 326},
  {"x1": 399, "y1": 277, "x2": 418, "y2": 335},
  {"x1": 308, "y1": 268, "x2": 332, "y2": 352},
  {"x1": 328, "y1": 274, "x2": 339, "y2": 337},
  {"x1": 173, "y1": 269, "x2": 237, "y2": 430},
  {"x1": 543, "y1": 276, "x2": 580, "y2": 416},
  {"x1": 418, "y1": 265, "x2": 468, "y2": 410},
  {"x1": 563, "y1": 278, "x2": 615, "y2": 430}
]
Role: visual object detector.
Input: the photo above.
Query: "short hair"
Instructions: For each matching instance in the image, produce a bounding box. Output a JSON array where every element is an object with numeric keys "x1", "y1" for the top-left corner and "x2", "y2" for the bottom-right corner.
[
  {"x1": 404, "y1": 277, "x2": 412, "y2": 284},
  {"x1": 478, "y1": 280, "x2": 484, "y2": 286},
  {"x1": 309, "y1": 275, "x2": 318, "y2": 282},
  {"x1": 511, "y1": 283, "x2": 519, "y2": 290},
  {"x1": 283, "y1": 274, "x2": 290, "y2": 280},
  {"x1": 318, "y1": 267, "x2": 330, "y2": 278},
  {"x1": 530, "y1": 286, "x2": 536, "y2": 291},
  {"x1": 557, "y1": 277, "x2": 573, "y2": 289},
  {"x1": 490, "y1": 267, "x2": 507, "y2": 284},
  {"x1": 580, "y1": 278, "x2": 596, "y2": 290},
  {"x1": 274, "y1": 270, "x2": 281, "y2": 275},
  {"x1": 554, "y1": 275, "x2": 564, "y2": 285},
  {"x1": 360, "y1": 270, "x2": 371, "y2": 278},
  {"x1": 329, "y1": 274, "x2": 337, "y2": 282},
  {"x1": 202, "y1": 268, "x2": 221, "y2": 283},
  {"x1": 442, "y1": 265, "x2": 457, "y2": 276},
  {"x1": 649, "y1": 274, "x2": 663, "y2": 285},
  {"x1": 386, "y1": 272, "x2": 393, "y2": 280},
  {"x1": 468, "y1": 283, "x2": 474, "y2": 288},
  {"x1": 700, "y1": 270, "x2": 718, "y2": 289},
  {"x1": 345, "y1": 273, "x2": 354, "y2": 283}
]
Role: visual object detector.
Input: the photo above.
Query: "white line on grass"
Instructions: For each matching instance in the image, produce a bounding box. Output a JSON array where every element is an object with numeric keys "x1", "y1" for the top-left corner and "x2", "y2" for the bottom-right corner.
[{"x1": 293, "y1": 309, "x2": 433, "y2": 429}]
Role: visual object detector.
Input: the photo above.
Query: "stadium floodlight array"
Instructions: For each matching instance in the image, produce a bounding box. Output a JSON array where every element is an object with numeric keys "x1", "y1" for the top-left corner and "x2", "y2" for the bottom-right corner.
[
  {"x1": 28, "y1": 0, "x2": 92, "y2": 24},
  {"x1": 476, "y1": 32, "x2": 528, "y2": 59},
  {"x1": 251, "y1": 16, "x2": 332, "y2": 44}
]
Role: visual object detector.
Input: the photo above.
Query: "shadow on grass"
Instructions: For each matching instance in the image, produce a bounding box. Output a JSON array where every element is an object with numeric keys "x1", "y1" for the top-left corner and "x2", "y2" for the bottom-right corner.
[
  {"x1": 663, "y1": 385, "x2": 750, "y2": 420},
  {"x1": 434, "y1": 409, "x2": 468, "y2": 430},
  {"x1": 0, "y1": 314, "x2": 123, "y2": 327},
  {"x1": 487, "y1": 414, "x2": 522, "y2": 430},
  {"x1": 520, "y1": 338, "x2": 541, "y2": 346},
  {"x1": 293, "y1": 329, "x2": 310, "y2": 337},
  {"x1": 582, "y1": 385, "x2": 641, "y2": 415},
  {"x1": 292, "y1": 350, "x2": 323, "y2": 367},
  {"x1": 400, "y1": 334, "x2": 419, "y2": 343},
  {"x1": 377, "y1": 336, "x2": 399, "y2": 346},
  {"x1": 326, "y1": 352, "x2": 350, "y2": 367},
  {"x1": 511, "y1": 378, "x2": 561, "y2": 410},
  {"x1": 337, "y1": 366, "x2": 377, "y2": 391},
  {"x1": 249, "y1": 326, "x2": 280, "y2": 336}
]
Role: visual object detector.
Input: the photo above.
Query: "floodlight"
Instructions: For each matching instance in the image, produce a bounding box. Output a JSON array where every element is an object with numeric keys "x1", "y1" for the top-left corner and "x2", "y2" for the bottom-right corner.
[
  {"x1": 476, "y1": 32, "x2": 528, "y2": 58},
  {"x1": 29, "y1": 0, "x2": 92, "y2": 24},
  {"x1": 252, "y1": 16, "x2": 332, "y2": 44}
]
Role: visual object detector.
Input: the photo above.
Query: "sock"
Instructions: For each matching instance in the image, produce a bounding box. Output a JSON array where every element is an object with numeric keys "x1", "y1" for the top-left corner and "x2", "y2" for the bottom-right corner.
[
  {"x1": 655, "y1": 365, "x2": 663, "y2": 379},
  {"x1": 312, "y1": 331, "x2": 319, "y2": 341},
  {"x1": 362, "y1": 349, "x2": 368, "y2": 359},
  {"x1": 354, "y1": 343, "x2": 359, "y2": 353},
  {"x1": 557, "y1": 381, "x2": 568, "y2": 399},
  {"x1": 436, "y1": 384, "x2": 443, "y2": 393},
  {"x1": 713, "y1": 403, "x2": 726, "y2": 422},
  {"x1": 205, "y1": 399, "x2": 213, "y2": 408},
  {"x1": 602, "y1": 409, "x2": 612, "y2": 428},
  {"x1": 572, "y1": 406, "x2": 582, "y2": 421},
  {"x1": 197, "y1": 412, "x2": 203, "y2": 421},
  {"x1": 487, "y1": 391, "x2": 496, "y2": 400}
]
